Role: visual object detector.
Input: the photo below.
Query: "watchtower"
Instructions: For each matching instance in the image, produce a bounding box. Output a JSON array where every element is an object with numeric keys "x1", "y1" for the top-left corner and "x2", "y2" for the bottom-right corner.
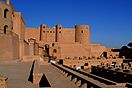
[
  {"x1": 0, "y1": 0, "x2": 13, "y2": 34},
  {"x1": 75, "y1": 25, "x2": 90, "y2": 44},
  {"x1": 56, "y1": 24, "x2": 62, "y2": 42},
  {"x1": 40, "y1": 24, "x2": 47, "y2": 42}
]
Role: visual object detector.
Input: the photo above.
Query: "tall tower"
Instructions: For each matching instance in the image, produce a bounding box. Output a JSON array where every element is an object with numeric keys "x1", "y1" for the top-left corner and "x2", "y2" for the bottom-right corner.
[
  {"x1": 55, "y1": 24, "x2": 62, "y2": 42},
  {"x1": 0, "y1": 0, "x2": 19, "y2": 60},
  {"x1": 75, "y1": 25, "x2": 90, "y2": 44},
  {"x1": 0, "y1": 0, "x2": 13, "y2": 34},
  {"x1": 40, "y1": 24, "x2": 47, "y2": 42}
]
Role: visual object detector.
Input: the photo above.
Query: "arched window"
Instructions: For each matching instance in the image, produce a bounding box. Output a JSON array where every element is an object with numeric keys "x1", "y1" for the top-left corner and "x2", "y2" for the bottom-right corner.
[
  {"x1": 53, "y1": 49, "x2": 57, "y2": 53},
  {"x1": 4, "y1": 25, "x2": 8, "y2": 34},
  {"x1": 43, "y1": 26, "x2": 45, "y2": 29},
  {"x1": 52, "y1": 43, "x2": 54, "y2": 47},
  {"x1": 4, "y1": 9, "x2": 9, "y2": 18},
  {"x1": 59, "y1": 27, "x2": 61, "y2": 29},
  {"x1": 81, "y1": 30, "x2": 83, "y2": 33}
]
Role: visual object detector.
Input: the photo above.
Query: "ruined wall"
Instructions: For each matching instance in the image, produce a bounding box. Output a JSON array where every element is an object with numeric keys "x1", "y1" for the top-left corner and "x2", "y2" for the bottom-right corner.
[
  {"x1": 34, "y1": 43, "x2": 39, "y2": 55},
  {"x1": 28, "y1": 38, "x2": 39, "y2": 56},
  {"x1": 29, "y1": 39, "x2": 35, "y2": 56}
]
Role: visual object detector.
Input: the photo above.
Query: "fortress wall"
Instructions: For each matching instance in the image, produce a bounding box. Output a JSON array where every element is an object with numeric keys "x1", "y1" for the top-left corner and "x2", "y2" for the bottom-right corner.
[
  {"x1": 59, "y1": 43, "x2": 90, "y2": 58},
  {"x1": 56, "y1": 25, "x2": 75, "y2": 43},
  {"x1": 25, "y1": 28, "x2": 40, "y2": 42},
  {"x1": 60, "y1": 28, "x2": 75, "y2": 43},
  {"x1": 40, "y1": 24, "x2": 56, "y2": 42},
  {"x1": 46, "y1": 28, "x2": 56, "y2": 42}
]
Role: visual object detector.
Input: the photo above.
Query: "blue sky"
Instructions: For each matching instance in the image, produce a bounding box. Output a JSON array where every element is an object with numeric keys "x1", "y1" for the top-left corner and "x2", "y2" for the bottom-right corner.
[{"x1": 10, "y1": 0, "x2": 132, "y2": 48}]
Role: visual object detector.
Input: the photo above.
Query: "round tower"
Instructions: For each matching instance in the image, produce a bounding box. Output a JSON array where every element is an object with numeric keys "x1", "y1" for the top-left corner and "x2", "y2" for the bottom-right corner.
[
  {"x1": 0, "y1": 0, "x2": 13, "y2": 34},
  {"x1": 55, "y1": 24, "x2": 62, "y2": 42},
  {"x1": 75, "y1": 25, "x2": 90, "y2": 44},
  {"x1": 40, "y1": 24, "x2": 47, "y2": 41}
]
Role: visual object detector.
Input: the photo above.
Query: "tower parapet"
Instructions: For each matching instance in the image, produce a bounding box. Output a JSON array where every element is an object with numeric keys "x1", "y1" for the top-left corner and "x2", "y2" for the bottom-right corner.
[{"x1": 75, "y1": 25, "x2": 90, "y2": 44}]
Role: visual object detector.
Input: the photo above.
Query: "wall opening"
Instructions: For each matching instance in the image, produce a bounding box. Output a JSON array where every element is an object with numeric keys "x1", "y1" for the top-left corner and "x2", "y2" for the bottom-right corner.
[
  {"x1": 53, "y1": 49, "x2": 57, "y2": 53},
  {"x1": 43, "y1": 26, "x2": 45, "y2": 29},
  {"x1": 4, "y1": 9, "x2": 9, "y2": 18},
  {"x1": 45, "y1": 44, "x2": 49, "y2": 56},
  {"x1": 103, "y1": 52, "x2": 107, "y2": 58},
  {"x1": 59, "y1": 27, "x2": 61, "y2": 29},
  {"x1": 52, "y1": 43, "x2": 54, "y2": 47},
  {"x1": 4, "y1": 25, "x2": 8, "y2": 34},
  {"x1": 81, "y1": 30, "x2": 83, "y2": 33}
]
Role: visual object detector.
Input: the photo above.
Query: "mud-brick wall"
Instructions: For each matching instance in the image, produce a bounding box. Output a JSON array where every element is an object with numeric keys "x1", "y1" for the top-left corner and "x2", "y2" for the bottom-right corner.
[{"x1": 0, "y1": 33, "x2": 19, "y2": 60}]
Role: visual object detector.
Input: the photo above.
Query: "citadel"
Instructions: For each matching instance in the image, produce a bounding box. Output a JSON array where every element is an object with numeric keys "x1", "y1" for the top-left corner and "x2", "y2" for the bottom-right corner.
[
  {"x1": 0, "y1": 0, "x2": 117, "y2": 61},
  {"x1": 1, "y1": 0, "x2": 131, "y2": 88}
]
